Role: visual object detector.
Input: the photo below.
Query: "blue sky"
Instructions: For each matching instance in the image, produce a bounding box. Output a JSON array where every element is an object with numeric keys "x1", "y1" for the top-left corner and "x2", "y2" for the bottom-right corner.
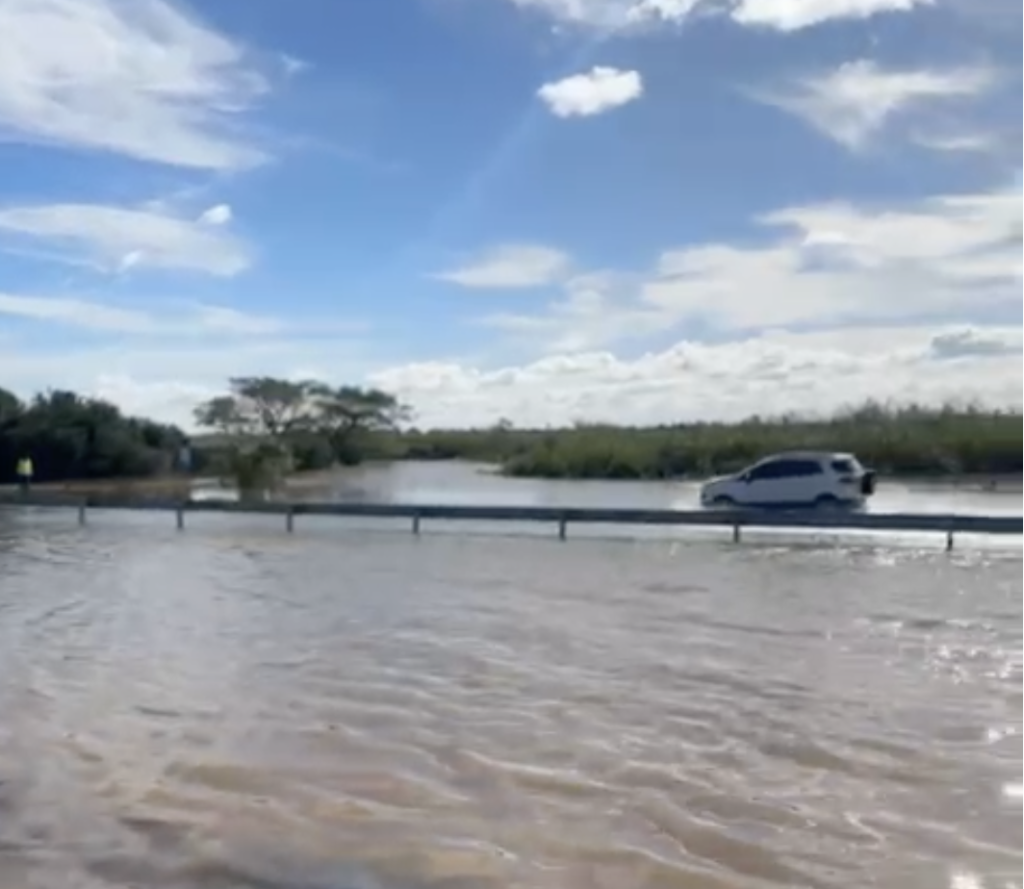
[{"x1": 0, "y1": 0, "x2": 1020, "y2": 428}]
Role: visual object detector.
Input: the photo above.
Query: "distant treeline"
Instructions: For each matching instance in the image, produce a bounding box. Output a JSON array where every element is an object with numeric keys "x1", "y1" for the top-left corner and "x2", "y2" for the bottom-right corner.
[
  {"x1": 2, "y1": 384, "x2": 1020, "y2": 485},
  {"x1": 0, "y1": 388, "x2": 185, "y2": 485},
  {"x1": 394, "y1": 404, "x2": 1023, "y2": 480},
  {"x1": 0, "y1": 378, "x2": 405, "y2": 488}
]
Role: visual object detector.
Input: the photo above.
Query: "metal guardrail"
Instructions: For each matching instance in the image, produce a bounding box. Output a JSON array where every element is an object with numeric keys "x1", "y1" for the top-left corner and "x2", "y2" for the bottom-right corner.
[{"x1": 1, "y1": 493, "x2": 1020, "y2": 549}]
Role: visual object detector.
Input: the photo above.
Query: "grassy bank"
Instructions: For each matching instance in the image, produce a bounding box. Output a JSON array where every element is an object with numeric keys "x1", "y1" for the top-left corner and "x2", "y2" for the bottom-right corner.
[{"x1": 397, "y1": 405, "x2": 1023, "y2": 481}]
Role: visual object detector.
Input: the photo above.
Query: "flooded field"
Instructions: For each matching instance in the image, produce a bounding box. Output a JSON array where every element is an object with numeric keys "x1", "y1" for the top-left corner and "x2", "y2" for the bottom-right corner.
[{"x1": 0, "y1": 466, "x2": 1020, "y2": 888}]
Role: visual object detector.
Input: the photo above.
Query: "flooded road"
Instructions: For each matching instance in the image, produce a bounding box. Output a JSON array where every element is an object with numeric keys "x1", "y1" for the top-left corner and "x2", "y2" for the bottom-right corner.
[
  {"x1": 0, "y1": 467, "x2": 1021, "y2": 888},
  {"x1": 284, "y1": 462, "x2": 1024, "y2": 517}
]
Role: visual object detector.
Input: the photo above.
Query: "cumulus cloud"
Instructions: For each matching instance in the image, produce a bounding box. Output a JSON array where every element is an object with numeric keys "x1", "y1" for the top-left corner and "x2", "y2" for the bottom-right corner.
[
  {"x1": 2, "y1": 322, "x2": 1016, "y2": 430},
  {"x1": 0, "y1": 201, "x2": 251, "y2": 277},
  {"x1": 754, "y1": 60, "x2": 995, "y2": 150},
  {"x1": 8, "y1": 173, "x2": 1014, "y2": 430},
  {"x1": 538, "y1": 67, "x2": 644, "y2": 118},
  {"x1": 471, "y1": 179, "x2": 1021, "y2": 351},
  {"x1": 434, "y1": 244, "x2": 572, "y2": 289},
  {"x1": 0, "y1": 0, "x2": 268, "y2": 169},
  {"x1": 505, "y1": 0, "x2": 929, "y2": 30},
  {"x1": 370, "y1": 324, "x2": 1020, "y2": 428},
  {"x1": 730, "y1": 0, "x2": 932, "y2": 31}
]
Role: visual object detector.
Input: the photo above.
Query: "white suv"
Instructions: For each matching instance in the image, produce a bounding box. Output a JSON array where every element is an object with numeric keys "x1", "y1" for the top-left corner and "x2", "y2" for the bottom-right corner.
[{"x1": 700, "y1": 452, "x2": 876, "y2": 509}]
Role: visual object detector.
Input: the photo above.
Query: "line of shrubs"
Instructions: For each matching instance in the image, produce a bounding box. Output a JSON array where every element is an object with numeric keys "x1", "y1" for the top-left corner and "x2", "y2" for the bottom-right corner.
[{"x1": 395, "y1": 404, "x2": 1023, "y2": 480}]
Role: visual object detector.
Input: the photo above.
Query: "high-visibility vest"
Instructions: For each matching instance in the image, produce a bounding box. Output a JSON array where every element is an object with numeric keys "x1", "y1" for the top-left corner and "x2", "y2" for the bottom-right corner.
[{"x1": 16, "y1": 458, "x2": 32, "y2": 477}]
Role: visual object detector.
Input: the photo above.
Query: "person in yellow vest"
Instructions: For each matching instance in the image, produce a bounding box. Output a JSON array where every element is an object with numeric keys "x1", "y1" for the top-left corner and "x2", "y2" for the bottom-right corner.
[{"x1": 16, "y1": 456, "x2": 33, "y2": 493}]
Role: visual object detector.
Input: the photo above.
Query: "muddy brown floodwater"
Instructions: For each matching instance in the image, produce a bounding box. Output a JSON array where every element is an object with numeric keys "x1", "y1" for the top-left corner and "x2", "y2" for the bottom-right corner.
[{"x1": 0, "y1": 467, "x2": 1021, "y2": 888}]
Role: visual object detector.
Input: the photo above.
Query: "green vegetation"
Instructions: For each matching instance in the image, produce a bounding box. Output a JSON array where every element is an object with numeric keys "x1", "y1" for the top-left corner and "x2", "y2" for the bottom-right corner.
[
  {"x1": 0, "y1": 378, "x2": 408, "y2": 492},
  {"x1": 0, "y1": 387, "x2": 185, "y2": 485},
  {"x1": 394, "y1": 404, "x2": 1023, "y2": 480},
  {"x1": 2, "y1": 379, "x2": 1019, "y2": 489},
  {"x1": 193, "y1": 377, "x2": 408, "y2": 497}
]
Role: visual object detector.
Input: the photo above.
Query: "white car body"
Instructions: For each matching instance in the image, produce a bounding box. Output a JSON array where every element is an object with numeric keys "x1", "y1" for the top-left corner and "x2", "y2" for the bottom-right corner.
[{"x1": 700, "y1": 451, "x2": 875, "y2": 509}]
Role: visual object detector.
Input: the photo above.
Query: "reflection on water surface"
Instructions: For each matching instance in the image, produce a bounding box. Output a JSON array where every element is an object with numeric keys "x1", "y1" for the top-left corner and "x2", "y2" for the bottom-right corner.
[{"x1": 0, "y1": 468, "x2": 1020, "y2": 888}]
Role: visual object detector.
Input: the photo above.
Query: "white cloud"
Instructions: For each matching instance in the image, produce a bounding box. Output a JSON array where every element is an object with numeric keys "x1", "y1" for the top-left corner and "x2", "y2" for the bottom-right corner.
[
  {"x1": 538, "y1": 67, "x2": 644, "y2": 118},
  {"x1": 10, "y1": 179, "x2": 1010, "y2": 430},
  {"x1": 0, "y1": 292, "x2": 285, "y2": 336},
  {"x1": 187, "y1": 304, "x2": 282, "y2": 336},
  {"x1": 4, "y1": 320, "x2": 1016, "y2": 430},
  {"x1": 648, "y1": 183, "x2": 1020, "y2": 326},
  {"x1": 730, "y1": 0, "x2": 932, "y2": 31},
  {"x1": 508, "y1": 0, "x2": 642, "y2": 29},
  {"x1": 480, "y1": 271, "x2": 667, "y2": 351},
  {"x1": 0, "y1": 0, "x2": 268, "y2": 170},
  {"x1": 505, "y1": 0, "x2": 928, "y2": 30},
  {"x1": 912, "y1": 132, "x2": 1000, "y2": 154},
  {"x1": 434, "y1": 244, "x2": 572, "y2": 289},
  {"x1": 92, "y1": 376, "x2": 222, "y2": 427},
  {"x1": 370, "y1": 324, "x2": 1021, "y2": 428},
  {"x1": 198, "y1": 204, "x2": 234, "y2": 227},
  {"x1": 0, "y1": 292, "x2": 154, "y2": 333},
  {"x1": 0, "y1": 202, "x2": 251, "y2": 277},
  {"x1": 465, "y1": 179, "x2": 1020, "y2": 349},
  {"x1": 755, "y1": 60, "x2": 995, "y2": 150}
]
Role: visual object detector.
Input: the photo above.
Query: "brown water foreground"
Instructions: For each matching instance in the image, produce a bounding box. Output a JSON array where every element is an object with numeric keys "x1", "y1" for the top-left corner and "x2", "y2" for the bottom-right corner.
[{"x1": 1, "y1": 464, "x2": 1021, "y2": 888}]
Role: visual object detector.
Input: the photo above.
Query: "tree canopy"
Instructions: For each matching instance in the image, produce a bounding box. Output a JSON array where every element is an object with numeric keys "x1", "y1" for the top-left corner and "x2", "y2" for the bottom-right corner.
[
  {"x1": 0, "y1": 387, "x2": 185, "y2": 484},
  {"x1": 193, "y1": 377, "x2": 411, "y2": 491},
  {"x1": 194, "y1": 377, "x2": 408, "y2": 441},
  {"x1": 0, "y1": 377, "x2": 410, "y2": 488}
]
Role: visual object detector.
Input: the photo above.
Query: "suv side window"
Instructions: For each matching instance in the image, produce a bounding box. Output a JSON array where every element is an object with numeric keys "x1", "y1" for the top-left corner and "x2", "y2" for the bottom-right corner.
[
  {"x1": 749, "y1": 460, "x2": 790, "y2": 480},
  {"x1": 748, "y1": 461, "x2": 782, "y2": 481},
  {"x1": 749, "y1": 459, "x2": 823, "y2": 480},
  {"x1": 789, "y1": 460, "x2": 824, "y2": 477}
]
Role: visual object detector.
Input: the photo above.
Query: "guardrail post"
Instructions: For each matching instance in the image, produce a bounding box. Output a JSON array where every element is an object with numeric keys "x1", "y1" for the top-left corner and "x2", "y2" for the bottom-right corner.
[
  {"x1": 286, "y1": 506, "x2": 295, "y2": 533},
  {"x1": 176, "y1": 504, "x2": 185, "y2": 531},
  {"x1": 732, "y1": 521, "x2": 742, "y2": 543},
  {"x1": 946, "y1": 529, "x2": 955, "y2": 552},
  {"x1": 77, "y1": 501, "x2": 87, "y2": 526}
]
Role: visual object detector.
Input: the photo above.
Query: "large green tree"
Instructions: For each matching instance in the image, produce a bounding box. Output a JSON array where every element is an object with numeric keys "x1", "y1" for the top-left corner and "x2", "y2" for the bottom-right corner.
[
  {"x1": 193, "y1": 377, "x2": 409, "y2": 492},
  {"x1": 311, "y1": 383, "x2": 410, "y2": 464}
]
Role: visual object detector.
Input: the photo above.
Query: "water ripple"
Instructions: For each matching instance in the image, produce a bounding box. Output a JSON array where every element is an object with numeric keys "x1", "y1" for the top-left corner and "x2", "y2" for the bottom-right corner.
[{"x1": 0, "y1": 514, "x2": 1019, "y2": 888}]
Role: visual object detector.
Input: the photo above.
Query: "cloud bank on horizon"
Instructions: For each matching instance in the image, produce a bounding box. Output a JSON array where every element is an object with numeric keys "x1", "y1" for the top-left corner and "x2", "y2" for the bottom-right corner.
[{"x1": 0, "y1": 0, "x2": 1019, "y2": 429}]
